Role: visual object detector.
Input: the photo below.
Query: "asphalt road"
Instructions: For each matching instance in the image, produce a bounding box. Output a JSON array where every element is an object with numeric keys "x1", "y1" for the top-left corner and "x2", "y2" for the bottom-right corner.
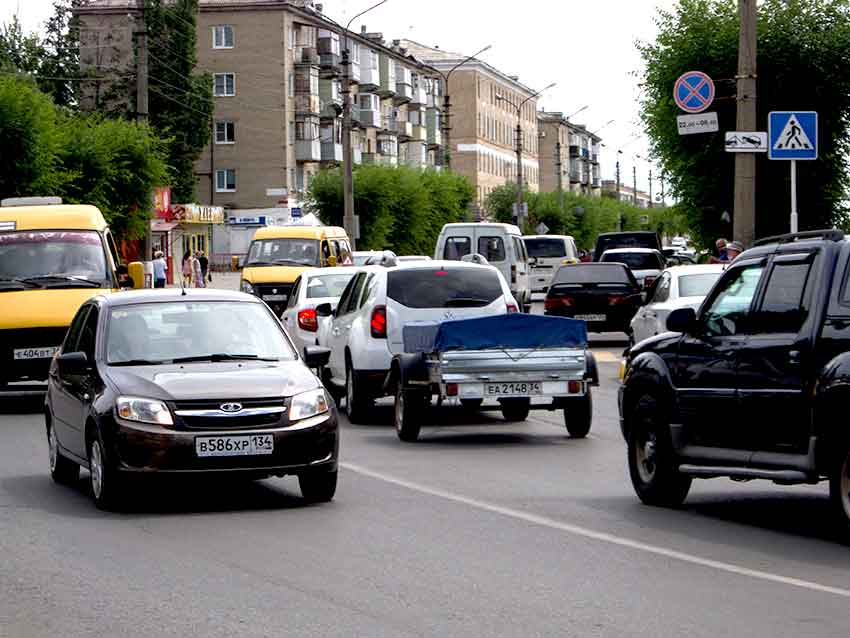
[{"x1": 2, "y1": 325, "x2": 850, "y2": 636}]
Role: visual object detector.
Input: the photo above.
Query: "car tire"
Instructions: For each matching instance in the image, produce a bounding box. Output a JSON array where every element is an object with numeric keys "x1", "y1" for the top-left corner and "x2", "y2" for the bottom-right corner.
[
  {"x1": 564, "y1": 389, "x2": 592, "y2": 439},
  {"x1": 460, "y1": 399, "x2": 483, "y2": 411},
  {"x1": 48, "y1": 422, "x2": 79, "y2": 486},
  {"x1": 627, "y1": 393, "x2": 691, "y2": 507},
  {"x1": 828, "y1": 446, "x2": 850, "y2": 536},
  {"x1": 394, "y1": 386, "x2": 424, "y2": 442},
  {"x1": 299, "y1": 470, "x2": 337, "y2": 503},
  {"x1": 345, "y1": 361, "x2": 372, "y2": 425},
  {"x1": 88, "y1": 433, "x2": 125, "y2": 511},
  {"x1": 500, "y1": 398, "x2": 531, "y2": 422}
]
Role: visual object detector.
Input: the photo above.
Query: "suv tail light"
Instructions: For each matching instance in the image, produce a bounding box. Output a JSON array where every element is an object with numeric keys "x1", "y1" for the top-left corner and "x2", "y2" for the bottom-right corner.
[
  {"x1": 297, "y1": 308, "x2": 319, "y2": 332},
  {"x1": 511, "y1": 264, "x2": 517, "y2": 284},
  {"x1": 370, "y1": 305, "x2": 387, "y2": 338}
]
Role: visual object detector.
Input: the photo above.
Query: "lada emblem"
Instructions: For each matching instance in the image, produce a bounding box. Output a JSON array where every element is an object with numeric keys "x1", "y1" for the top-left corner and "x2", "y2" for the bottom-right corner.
[{"x1": 220, "y1": 402, "x2": 243, "y2": 413}]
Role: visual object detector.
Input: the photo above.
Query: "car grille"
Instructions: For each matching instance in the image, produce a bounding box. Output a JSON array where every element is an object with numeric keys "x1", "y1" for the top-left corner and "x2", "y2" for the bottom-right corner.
[
  {"x1": 171, "y1": 398, "x2": 289, "y2": 430},
  {"x1": 0, "y1": 327, "x2": 70, "y2": 381},
  {"x1": 253, "y1": 283, "x2": 294, "y2": 316}
]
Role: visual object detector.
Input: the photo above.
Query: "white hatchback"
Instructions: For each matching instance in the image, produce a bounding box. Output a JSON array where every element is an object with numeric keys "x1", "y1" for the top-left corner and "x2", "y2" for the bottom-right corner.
[
  {"x1": 280, "y1": 267, "x2": 359, "y2": 355},
  {"x1": 629, "y1": 264, "x2": 725, "y2": 345},
  {"x1": 599, "y1": 248, "x2": 666, "y2": 289},
  {"x1": 316, "y1": 261, "x2": 519, "y2": 422}
]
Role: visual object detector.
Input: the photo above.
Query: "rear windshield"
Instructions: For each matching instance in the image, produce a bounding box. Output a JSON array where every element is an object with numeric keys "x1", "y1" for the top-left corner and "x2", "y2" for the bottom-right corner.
[
  {"x1": 594, "y1": 233, "x2": 659, "y2": 258},
  {"x1": 554, "y1": 264, "x2": 632, "y2": 285},
  {"x1": 387, "y1": 268, "x2": 504, "y2": 308},
  {"x1": 524, "y1": 237, "x2": 566, "y2": 259},
  {"x1": 678, "y1": 273, "x2": 721, "y2": 298},
  {"x1": 601, "y1": 252, "x2": 662, "y2": 270}
]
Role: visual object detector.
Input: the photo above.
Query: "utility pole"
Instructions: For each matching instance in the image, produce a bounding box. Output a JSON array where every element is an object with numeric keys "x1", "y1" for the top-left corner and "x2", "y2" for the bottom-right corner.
[
  {"x1": 733, "y1": 0, "x2": 757, "y2": 246},
  {"x1": 648, "y1": 169, "x2": 653, "y2": 208},
  {"x1": 661, "y1": 169, "x2": 666, "y2": 206},
  {"x1": 555, "y1": 140, "x2": 563, "y2": 194},
  {"x1": 134, "y1": 0, "x2": 151, "y2": 261},
  {"x1": 633, "y1": 164, "x2": 638, "y2": 207},
  {"x1": 616, "y1": 155, "x2": 623, "y2": 230}
]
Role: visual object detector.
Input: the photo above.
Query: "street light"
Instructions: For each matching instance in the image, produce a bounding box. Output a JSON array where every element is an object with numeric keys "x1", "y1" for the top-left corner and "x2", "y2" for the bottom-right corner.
[
  {"x1": 496, "y1": 82, "x2": 556, "y2": 226},
  {"x1": 565, "y1": 105, "x2": 589, "y2": 121},
  {"x1": 335, "y1": 0, "x2": 388, "y2": 250},
  {"x1": 590, "y1": 119, "x2": 614, "y2": 136},
  {"x1": 435, "y1": 44, "x2": 492, "y2": 171}
]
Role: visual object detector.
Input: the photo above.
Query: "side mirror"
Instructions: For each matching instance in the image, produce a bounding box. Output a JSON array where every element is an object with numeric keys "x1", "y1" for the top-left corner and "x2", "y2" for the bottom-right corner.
[
  {"x1": 666, "y1": 307, "x2": 697, "y2": 334},
  {"x1": 303, "y1": 346, "x2": 331, "y2": 369},
  {"x1": 315, "y1": 302, "x2": 333, "y2": 318},
  {"x1": 327, "y1": 255, "x2": 338, "y2": 267},
  {"x1": 57, "y1": 351, "x2": 89, "y2": 375},
  {"x1": 128, "y1": 261, "x2": 145, "y2": 290}
]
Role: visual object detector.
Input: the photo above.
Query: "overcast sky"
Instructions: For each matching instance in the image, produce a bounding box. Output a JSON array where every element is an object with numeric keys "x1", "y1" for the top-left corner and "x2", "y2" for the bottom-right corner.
[{"x1": 6, "y1": 0, "x2": 679, "y2": 193}]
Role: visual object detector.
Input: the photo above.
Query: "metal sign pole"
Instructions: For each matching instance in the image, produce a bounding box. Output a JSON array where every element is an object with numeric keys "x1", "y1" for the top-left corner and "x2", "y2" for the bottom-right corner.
[{"x1": 790, "y1": 159, "x2": 798, "y2": 233}]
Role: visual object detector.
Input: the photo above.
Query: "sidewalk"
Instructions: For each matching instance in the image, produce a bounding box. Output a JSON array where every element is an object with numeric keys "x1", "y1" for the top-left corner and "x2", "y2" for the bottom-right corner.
[{"x1": 209, "y1": 271, "x2": 241, "y2": 291}]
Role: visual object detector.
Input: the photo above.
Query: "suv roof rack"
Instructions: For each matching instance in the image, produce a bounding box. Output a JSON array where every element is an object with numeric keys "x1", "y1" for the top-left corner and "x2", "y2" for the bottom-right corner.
[{"x1": 753, "y1": 229, "x2": 845, "y2": 247}]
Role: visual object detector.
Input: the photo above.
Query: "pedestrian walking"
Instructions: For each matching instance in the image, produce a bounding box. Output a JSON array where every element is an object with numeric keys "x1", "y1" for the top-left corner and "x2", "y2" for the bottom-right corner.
[
  {"x1": 725, "y1": 241, "x2": 744, "y2": 261},
  {"x1": 198, "y1": 251, "x2": 210, "y2": 283},
  {"x1": 153, "y1": 251, "x2": 167, "y2": 288},
  {"x1": 181, "y1": 250, "x2": 193, "y2": 287},
  {"x1": 192, "y1": 251, "x2": 206, "y2": 288}
]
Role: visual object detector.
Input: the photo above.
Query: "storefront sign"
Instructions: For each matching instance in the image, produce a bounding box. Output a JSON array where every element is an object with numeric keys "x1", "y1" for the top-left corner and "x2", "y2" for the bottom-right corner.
[
  {"x1": 173, "y1": 204, "x2": 225, "y2": 224},
  {"x1": 153, "y1": 187, "x2": 172, "y2": 218}
]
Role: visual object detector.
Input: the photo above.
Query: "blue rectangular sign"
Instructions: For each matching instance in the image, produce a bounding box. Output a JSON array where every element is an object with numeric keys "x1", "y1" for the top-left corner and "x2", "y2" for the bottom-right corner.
[{"x1": 768, "y1": 111, "x2": 817, "y2": 160}]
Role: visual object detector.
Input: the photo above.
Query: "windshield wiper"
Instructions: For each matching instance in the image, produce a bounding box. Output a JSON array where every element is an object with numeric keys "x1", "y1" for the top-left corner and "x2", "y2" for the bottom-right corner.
[
  {"x1": 171, "y1": 353, "x2": 280, "y2": 363},
  {"x1": 245, "y1": 261, "x2": 277, "y2": 267},
  {"x1": 109, "y1": 359, "x2": 166, "y2": 366},
  {"x1": 22, "y1": 275, "x2": 103, "y2": 288},
  {"x1": 0, "y1": 277, "x2": 42, "y2": 290},
  {"x1": 272, "y1": 259, "x2": 311, "y2": 266},
  {"x1": 444, "y1": 297, "x2": 491, "y2": 307}
]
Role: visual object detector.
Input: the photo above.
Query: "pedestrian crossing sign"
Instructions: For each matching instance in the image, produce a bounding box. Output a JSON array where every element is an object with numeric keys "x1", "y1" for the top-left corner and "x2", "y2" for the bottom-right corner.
[{"x1": 768, "y1": 111, "x2": 817, "y2": 160}]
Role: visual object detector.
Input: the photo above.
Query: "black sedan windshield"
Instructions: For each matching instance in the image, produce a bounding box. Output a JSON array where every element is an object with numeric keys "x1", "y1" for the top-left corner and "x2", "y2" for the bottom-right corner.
[{"x1": 107, "y1": 302, "x2": 297, "y2": 365}]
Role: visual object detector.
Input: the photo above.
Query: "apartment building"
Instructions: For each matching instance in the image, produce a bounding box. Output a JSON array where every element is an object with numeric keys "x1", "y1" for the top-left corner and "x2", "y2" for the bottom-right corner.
[
  {"x1": 75, "y1": 0, "x2": 445, "y2": 215},
  {"x1": 401, "y1": 40, "x2": 541, "y2": 209},
  {"x1": 601, "y1": 180, "x2": 653, "y2": 208},
  {"x1": 537, "y1": 112, "x2": 602, "y2": 197}
]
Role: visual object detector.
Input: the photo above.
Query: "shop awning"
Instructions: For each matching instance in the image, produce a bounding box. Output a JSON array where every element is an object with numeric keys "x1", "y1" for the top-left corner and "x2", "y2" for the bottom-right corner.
[{"x1": 150, "y1": 220, "x2": 179, "y2": 232}]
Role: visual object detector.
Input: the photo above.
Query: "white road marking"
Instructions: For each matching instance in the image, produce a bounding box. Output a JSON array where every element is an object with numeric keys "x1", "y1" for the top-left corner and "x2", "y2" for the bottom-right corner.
[{"x1": 341, "y1": 462, "x2": 850, "y2": 599}]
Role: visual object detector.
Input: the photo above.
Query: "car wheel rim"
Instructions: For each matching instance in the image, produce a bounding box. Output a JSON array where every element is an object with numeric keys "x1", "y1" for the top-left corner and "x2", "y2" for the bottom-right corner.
[
  {"x1": 636, "y1": 430, "x2": 657, "y2": 484},
  {"x1": 395, "y1": 391, "x2": 404, "y2": 432},
  {"x1": 90, "y1": 441, "x2": 104, "y2": 499},
  {"x1": 841, "y1": 453, "x2": 850, "y2": 520},
  {"x1": 48, "y1": 427, "x2": 58, "y2": 473}
]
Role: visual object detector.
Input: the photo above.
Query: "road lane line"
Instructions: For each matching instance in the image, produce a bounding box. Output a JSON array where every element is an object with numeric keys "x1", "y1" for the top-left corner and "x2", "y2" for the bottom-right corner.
[{"x1": 341, "y1": 462, "x2": 850, "y2": 599}]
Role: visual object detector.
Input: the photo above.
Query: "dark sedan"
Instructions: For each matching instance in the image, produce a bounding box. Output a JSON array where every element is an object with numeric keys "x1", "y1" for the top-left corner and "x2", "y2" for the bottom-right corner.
[
  {"x1": 45, "y1": 289, "x2": 338, "y2": 510},
  {"x1": 544, "y1": 263, "x2": 642, "y2": 334}
]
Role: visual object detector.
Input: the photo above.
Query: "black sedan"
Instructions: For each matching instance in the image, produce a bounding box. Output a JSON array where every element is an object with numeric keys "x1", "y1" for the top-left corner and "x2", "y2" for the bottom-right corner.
[
  {"x1": 544, "y1": 263, "x2": 643, "y2": 334},
  {"x1": 45, "y1": 289, "x2": 338, "y2": 510}
]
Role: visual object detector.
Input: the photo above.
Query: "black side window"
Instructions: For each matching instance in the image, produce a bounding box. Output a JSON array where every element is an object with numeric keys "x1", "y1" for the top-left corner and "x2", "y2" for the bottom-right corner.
[
  {"x1": 444, "y1": 237, "x2": 471, "y2": 261},
  {"x1": 754, "y1": 260, "x2": 813, "y2": 334},
  {"x1": 701, "y1": 265, "x2": 765, "y2": 337},
  {"x1": 337, "y1": 274, "x2": 363, "y2": 316},
  {"x1": 287, "y1": 277, "x2": 301, "y2": 309},
  {"x1": 63, "y1": 306, "x2": 90, "y2": 353},
  {"x1": 321, "y1": 241, "x2": 331, "y2": 263},
  {"x1": 77, "y1": 306, "x2": 100, "y2": 361},
  {"x1": 477, "y1": 236, "x2": 505, "y2": 262},
  {"x1": 650, "y1": 273, "x2": 671, "y2": 304},
  {"x1": 359, "y1": 274, "x2": 375, "y2": 308}
]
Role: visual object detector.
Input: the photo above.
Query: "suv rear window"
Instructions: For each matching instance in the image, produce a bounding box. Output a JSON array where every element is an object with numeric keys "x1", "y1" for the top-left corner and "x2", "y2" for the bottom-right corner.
[
  {"x1": 554, "y1": 264, "x2": 633, "y2": 285},
  {"x1": 600, "y1": 252, "x2": 662, "y2": 271},
  {"x1": 524, "y1": 237, "x2": 566, "y2": 259},
  {"x1": 593, "y1": 233, "x2": 660, "y2": 261},
  {"x1": 387, "y1": 268, "x2": 504, "y2": 308}
]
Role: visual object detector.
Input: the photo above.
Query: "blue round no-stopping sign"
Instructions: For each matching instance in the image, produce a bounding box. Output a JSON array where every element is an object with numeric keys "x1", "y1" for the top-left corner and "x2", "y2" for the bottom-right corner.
[{"x1": 674, "y1": 71, "x2": 715, "y2": 114}]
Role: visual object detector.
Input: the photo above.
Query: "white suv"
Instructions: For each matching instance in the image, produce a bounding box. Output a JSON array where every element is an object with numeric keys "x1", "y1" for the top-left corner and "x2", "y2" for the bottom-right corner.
[{"x1": 316, "y1": 261, "x2": 519, "y2": 422}]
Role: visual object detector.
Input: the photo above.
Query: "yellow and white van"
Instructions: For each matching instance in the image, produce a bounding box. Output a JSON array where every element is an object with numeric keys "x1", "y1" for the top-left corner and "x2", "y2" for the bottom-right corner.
[
  {"x1": 240, "y1": 225, "x2": 352, "y2": 316},
  {"x1": 0, "y1": 198, "x2": 131, "y2": 388}
]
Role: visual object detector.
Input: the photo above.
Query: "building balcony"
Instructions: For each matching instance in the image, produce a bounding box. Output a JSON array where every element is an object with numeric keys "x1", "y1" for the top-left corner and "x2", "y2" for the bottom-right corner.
[
  {"x1": 321, "y1": 141, "x2": 343, "y2": 163},
  {"x1": 569, "y1": 145, "x2": 581, "y2": 157},
  {"x1": 403, "y1": 141, "x2": 427, "y2": 168},
  {"x1": 377, "y1": 154, "x2": 398, "y2": 167},
  {"x1": 426, "y1": 108, "x2": 441, "y2": 146},
  {"x1": 353, "y1": 147, "x2": 363, "y2": 165},
  {"x1": 394, "y1": 64, "x2": 412, "y2": 104},
  {"x1": 411, "y1": 124, "x2": 426, "y2": 142},
  {"x1": 295, "y1": 46, "x2": 319, "y2": 66},
  {"x1": 396, "y1": 120, "x2": 413, "y2": 140},
  {"x1": 569, "y1": 171, "x2": 580, "y2": 183},
  {"x1": 295, "y1": 94, "x2": 320, "y2": 115},
  {"x1": 317, "y1": 30, "x2": 341, "y2": 75},
  {"x1": 349, "y1": 61, "x2": 361, "y2": 84},
  {"x1": 359, "y1": 49, "x2": 380, "y2": 91},
  {"x1": 592, "y1": 178, "x2": 601, "y2": 188},
  {"x1": 361, "y1": 152, "x2": 376, "y2": 165},
  {"x1": 378, "y1": 54, "x2": 396, "y2": 98},
  {"x1": 409, "y1": 83, "x2": 427, "y2": 107},
  {"x1": 591, "y1": 153, "x2": 599, "y2": 164},
  {"x1": 354, "y1": 108, "x2": 379, "y2": 128},
  {"x1": 296, "y1": 139, "x2": 321, "y2": 162}
]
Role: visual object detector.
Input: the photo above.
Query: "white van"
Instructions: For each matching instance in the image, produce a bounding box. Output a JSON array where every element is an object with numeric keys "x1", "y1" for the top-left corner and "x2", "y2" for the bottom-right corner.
[
  {"x1": 434, "y1": 223, "x2": 531, "y2": 311},
  {"x1": 523, "y1": 235, "x2": 579, "y2": 293}
]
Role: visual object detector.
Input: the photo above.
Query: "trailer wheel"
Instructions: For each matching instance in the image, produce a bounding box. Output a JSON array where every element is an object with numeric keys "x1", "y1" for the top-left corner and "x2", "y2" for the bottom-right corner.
[
  {"x1": 395, "y1": 386, "x2": 426, "y2": 442},
  {"x1": 564, "y1": 388, "x2": 593, "y2": 438},
  {"x1": 500, "y1": 398, "x2": 531, "y2": 422}
]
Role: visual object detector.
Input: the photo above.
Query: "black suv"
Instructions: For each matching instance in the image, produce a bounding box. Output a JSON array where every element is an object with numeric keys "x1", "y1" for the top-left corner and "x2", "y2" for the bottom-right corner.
[{"x1": 618, "y1": 230, "x2": 850, "y2": 532}]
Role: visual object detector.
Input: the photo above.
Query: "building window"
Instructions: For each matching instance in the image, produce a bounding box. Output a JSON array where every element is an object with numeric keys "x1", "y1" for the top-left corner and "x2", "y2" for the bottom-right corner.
[
  {"x1": 215, "y1": 169, "x2": 236, "y2": 192},
  {"x1": 212, "y1": 25, "x2": 234, "y2": 49},
  {"x1": 288, "y1": 72, "x2": 295, "y2": 97},
  {"x1": 214, "y1": 121, "x2": 235, "y2": 144},
  {"x1": 288, "y1": 26, "x2": 296, "y2": 50},
  {"x1": 213, "y1": 73, "x2": 235, "y2": 97}
]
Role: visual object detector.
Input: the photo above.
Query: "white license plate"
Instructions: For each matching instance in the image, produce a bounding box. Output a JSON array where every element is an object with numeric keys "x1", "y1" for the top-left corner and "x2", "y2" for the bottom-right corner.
[
  {"x1": 13, "y1": 346, "x2": 59, "y2": 360},
  {"x1": 195, "y1": 434, "x2": 274, "y2": 457},
  {"x1": 263, "y1": 294, "x2": 287, "y2": 302},
  {"x1": 485, "y1": 382, "x2": 542, "y2": 397},
  {"x1": 575, "y1": 314, "x2": 606, "y2": 322}
]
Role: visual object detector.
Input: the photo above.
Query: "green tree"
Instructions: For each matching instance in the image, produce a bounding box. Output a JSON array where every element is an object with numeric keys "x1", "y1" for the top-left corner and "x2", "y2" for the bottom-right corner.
[
  {"x1": 0, "y1": 75, "x2": 62, "y2": 197},
  {"x1": 640, "y1": 0, "x2": 850, "y2": 247},
  {"x1": 307, "y1": 165, "x2": 474, "y2": 254},
  {"x1": 144, "y1": 0, "x2": 213, "y2": 202},
  {"x1": 39, "y1": 0, "x2": 84, "y2": 108},
  {"x1": 0, "y1": 16, "x2": 45, "y2": 76}
]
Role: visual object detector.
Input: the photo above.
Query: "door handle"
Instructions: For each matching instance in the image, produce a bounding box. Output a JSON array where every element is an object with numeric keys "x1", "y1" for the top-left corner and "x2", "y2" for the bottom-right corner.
[
  {"x1": 789, "y1": 350, "x2": 801, "y2": 362},
  {"x1": 83, "y1": 393, "x2": 90, "y2": 401}
]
